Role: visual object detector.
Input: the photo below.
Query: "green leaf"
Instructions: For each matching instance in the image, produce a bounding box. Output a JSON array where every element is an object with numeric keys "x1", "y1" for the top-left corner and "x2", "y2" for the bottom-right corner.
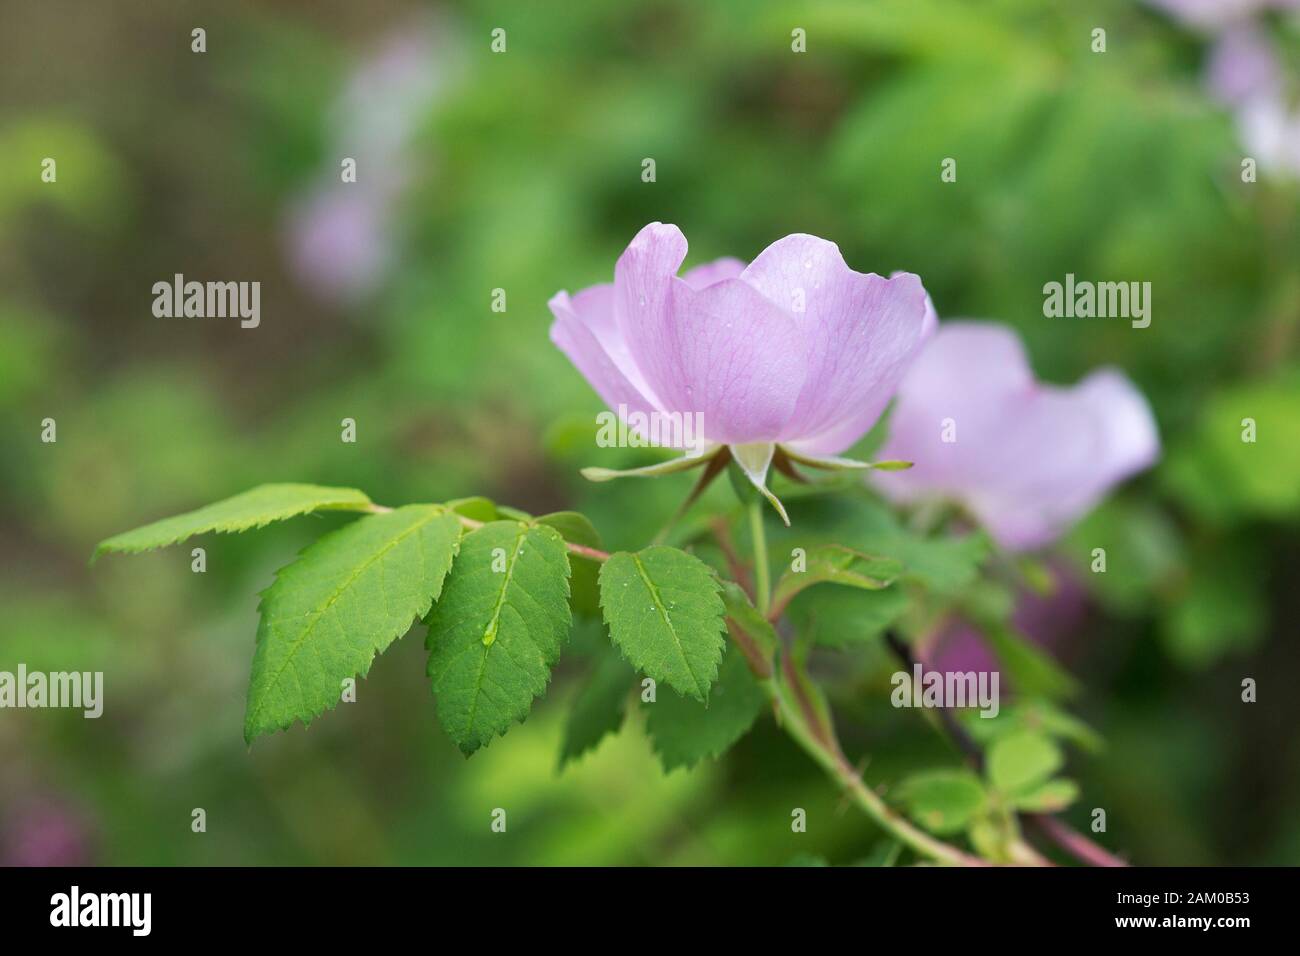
[
  {"x1": 786, "y1": 585, "x2": 909, "y2": 650},
  {"x1": 644, "y1": 648, "x2": 765, "y2": 772},
  {"x1": 534, "y1": 510, "x2": 600, "y2": 545},
  {"x1": 895, "y1": 769, "x2": 987, "y2": 835},
  {"x1": 1022, "y1": 704, "x2": 1104, "y2": 754},
  {"x1": 426, "y1": 521, "x2": 572, "y2": 755},
  {"x1": 777, "y1": 492, "x2": 989, "y2": 596},
  {"x1": 244, "y1": 505, "x2": 460, "y2": 741},
  {"x1": 967, "y1": 814, "x2": 1012, "y2": 862},
  {"x1": 894, "y1": 531, "x2": 990, "y2": 596},
  {"x1": 771, "y1": 544, "x2": 901, "y2": 612},
  {"x1": 536, "y1": 511, "x2": 603, "y2": 618},
  {"x1": 962, "y1": 701, "x2": 1104, "y2": 755},
  {"x1": 1009, "y1": 778, "x2": 1080, "y2": 813},
  {"x1": 558, "y1": 647, "x2": 632, "y2": 768},
  {"x1": 445, "y1": 496, "x2": 500, "y2": 522},
  {"x1": 599, "y1": 546, "x2": 726, "y2": 701},
  {"x1": 987, "y1": 730, "x2": 1063, "y2": 795},
  {"x1": 94, "y1": 483, "x2": 373, "y2": 558}
]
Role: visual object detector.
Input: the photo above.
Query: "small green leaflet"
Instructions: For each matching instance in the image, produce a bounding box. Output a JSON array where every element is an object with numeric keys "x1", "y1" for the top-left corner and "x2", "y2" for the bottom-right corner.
[
  {"x1": 771, "y1": 544, "x2": 901, "y2": 612},
  {"x1": 774, "y1": 491, "x2": 989, "y2": 595},
  {"x1": 895, "y1": 769, "x2": 987, "y2": 835},
  {"x1": 644, "y1": 647, "x2": 765, "y2": 772},
  {"x1": 599, "y1": 546, "x2": 725, "y2": 701},
  {"x1": 445, "y1": 496, "x2": 500, "y2": 522},
  {"x1": 426, "y1": 521, "x2": 572, "y2": 755},
  {"x1": 787, "y1": 585, "x2": 909, "y2": 650},
  {"x1": 536, "y1": 511, "x2": 603, "y2": 618},
  {"x1": 558, "y1": 646, "x2": 633, "y2": 768},
  {"x1": 1010, "y1": 778, "x2": 1080, "y2": 812},
  {"x1": 961, "y1": 701, "x2": 1104, "y2": 754},
  {"x1": 244, "y1": 505, "x2": 461, "y2": 741},
  {"x1": 987, "y1": 730, "x2": 1064, "y2": 795},
  {"x1": 94, "y1": 483, "x2": 373, "y2": 558},
  {"x1": 891, "y1": 531, "x2": 989, "y2": 596}
]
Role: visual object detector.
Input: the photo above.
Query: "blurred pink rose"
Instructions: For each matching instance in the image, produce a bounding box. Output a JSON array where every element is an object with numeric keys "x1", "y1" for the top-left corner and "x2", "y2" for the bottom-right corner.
[{"x1": 871, "y1": 322, "x2": 1159, "y2": 551}]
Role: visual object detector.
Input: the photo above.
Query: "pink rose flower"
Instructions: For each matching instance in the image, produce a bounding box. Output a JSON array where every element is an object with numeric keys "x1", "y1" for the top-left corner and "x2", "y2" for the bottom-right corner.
[
  {"x1": 871, "y1": 322, "x2": 1160, "y2": 551},
  {"x1": 549, "y1": 223, "x2": 932, "y2": 521}
]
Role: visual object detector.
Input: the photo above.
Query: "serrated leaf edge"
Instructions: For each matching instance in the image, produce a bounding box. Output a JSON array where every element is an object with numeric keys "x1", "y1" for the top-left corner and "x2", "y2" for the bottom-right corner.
[
  {"x1": 599, "y1": 549, "x2": 725, "y2": 702},
  {"x1": 244, "y1": 506, "x2": 460, "y2": 741}
]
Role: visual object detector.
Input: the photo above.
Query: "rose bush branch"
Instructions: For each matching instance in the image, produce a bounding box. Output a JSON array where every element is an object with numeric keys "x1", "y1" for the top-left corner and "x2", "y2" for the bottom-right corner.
[{"x1": 95, "y1": 223, "x2": 1161, "y2": 867}]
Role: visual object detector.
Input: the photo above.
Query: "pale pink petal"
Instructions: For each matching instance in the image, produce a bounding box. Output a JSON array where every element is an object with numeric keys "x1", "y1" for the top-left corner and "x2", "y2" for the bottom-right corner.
[
  {"x1": 548, "y1": 285, "x2": 664, "y2": 423},
  {"x1": 1207, "y1": 25, "x2": 1282, "y2": 106},
  {"x1": 974, "y1": 378, "x2": 1157, "y2": 549},
  {"x1": 963, "y1": 390, "x2": 1111, "y2": 549},
  {"x1": 612, "y1": 222, "x2": 692, "y2": 415},
  {"x1": 738, "y1": 234, "x2": 930, "y2": 455},
  {"x1": 1072, "y1": 368, "x2": 1162, "y2": 488},
  {"x1": 890, "y1": 270, "x2": 939, "y2": 340},
  {"x1": 658, "y1": 276, "x2": 807, "y2": 443}
]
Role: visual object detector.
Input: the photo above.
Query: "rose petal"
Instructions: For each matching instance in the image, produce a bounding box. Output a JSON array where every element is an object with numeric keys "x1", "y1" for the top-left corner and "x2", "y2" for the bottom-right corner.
[
  {"x1": 738, "y1": 235, "x2": 930, "y2": 455},
  {"x1": 612, "y1": 222, "x2": 692, "y2": 416},
  {"x1": 964, "y1": 389, "x2": 1111, "y2": 549},
  {"x1": 892, "y1": 269, "x2": 939, "y2": 340},
  {"x1": 1072, "y1": 367, "x2": 1162, "y2": 488},
  {"x1": 653, "y1": 276, "x2": 807, "y2": 443},
  {"x1": 549, "y1": 284, "x2": 665, "y2": 423}
]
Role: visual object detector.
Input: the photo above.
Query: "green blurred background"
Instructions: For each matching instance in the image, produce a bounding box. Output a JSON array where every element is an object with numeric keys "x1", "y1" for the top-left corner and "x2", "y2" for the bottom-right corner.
[{"x1": 2, "y1": 0, "x2": 1298, "y2": 865}]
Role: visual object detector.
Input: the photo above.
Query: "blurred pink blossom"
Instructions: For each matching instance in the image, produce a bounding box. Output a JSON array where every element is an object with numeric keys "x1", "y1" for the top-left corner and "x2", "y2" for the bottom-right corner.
[
  {"x1": 871, "y1": 322, "x2": 1159, "y2": 551},
  {"x1": 285, "y1": 18, "x2": 462, "y2": 303},
  {"x1": 1150, "y1": 0, "x2": 1300, "y2": 177},
  {"x1": 1, "y1": 795, "x2": 96, "y2": 867}
]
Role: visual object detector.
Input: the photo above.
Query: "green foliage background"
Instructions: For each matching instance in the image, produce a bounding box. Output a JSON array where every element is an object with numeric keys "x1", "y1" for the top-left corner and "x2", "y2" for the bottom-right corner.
[{"x1": 1, "y1": 0, "x2": 1298, "y2": 865}]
